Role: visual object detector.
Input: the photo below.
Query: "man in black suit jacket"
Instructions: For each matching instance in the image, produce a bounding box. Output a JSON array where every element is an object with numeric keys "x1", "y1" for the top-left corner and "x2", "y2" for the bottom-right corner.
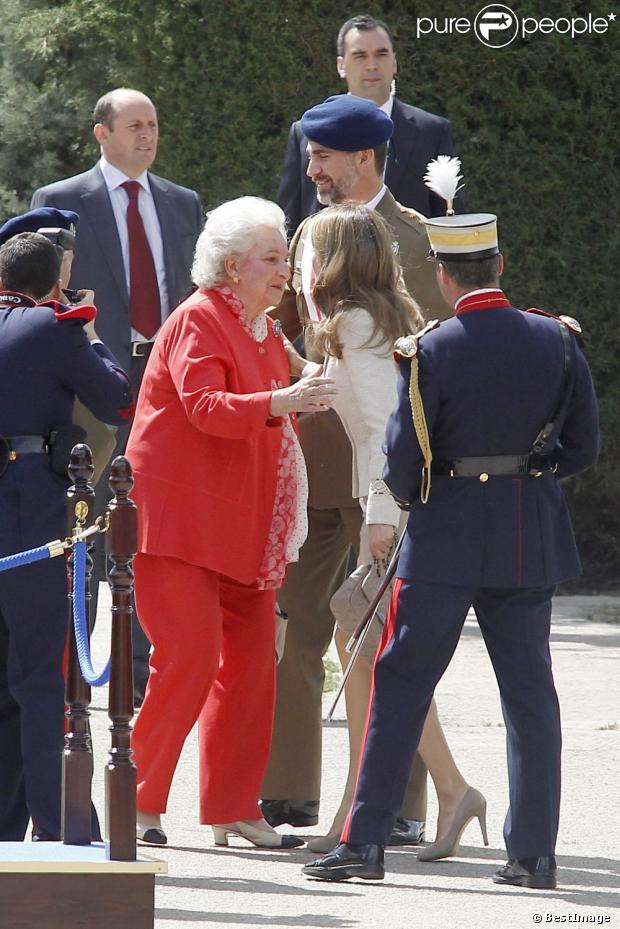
[
  {"x1": 31, "y1": 88, "x2": 203, "y2": 700},
  {"x1": 277, "y1": 14, "x2": 457, "y2": 235}
]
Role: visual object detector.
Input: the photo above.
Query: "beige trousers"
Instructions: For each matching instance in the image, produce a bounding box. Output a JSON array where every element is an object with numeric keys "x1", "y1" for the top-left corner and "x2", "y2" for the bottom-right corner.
[{"x1": 261, "y1": 504, "x2": 428, "y2": 820}]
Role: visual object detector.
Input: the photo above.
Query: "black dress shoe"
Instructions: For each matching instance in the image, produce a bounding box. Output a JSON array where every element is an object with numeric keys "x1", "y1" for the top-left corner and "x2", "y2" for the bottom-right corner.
[
  {"x1": 133, "y1": 681, "x2": 147, "y2": 709},
  {"x1": 260, "y1": 799, "x2": 319, "y2": 828},
  {"x1": 136, "y1": 825, "x2": 168, "y2": 846},
  {"x1": 303, "y1": 842, "x2": 385, "y2": 882},
  {"x1": 493, "y1": 856, "x2": 557, "y2": 889},
  {"x1": 387, "y1": 818, "x2": 425, "y2": 846}
]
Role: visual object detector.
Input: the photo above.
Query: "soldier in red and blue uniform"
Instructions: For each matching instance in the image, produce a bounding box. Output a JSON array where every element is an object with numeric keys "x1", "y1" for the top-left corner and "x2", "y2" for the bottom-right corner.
[
  {"x1": 0, "y1": 231, "x2": 133, "y2": 841},
  {"x1": 304, "y1": 206, "x2": 600, "y2": 888}
]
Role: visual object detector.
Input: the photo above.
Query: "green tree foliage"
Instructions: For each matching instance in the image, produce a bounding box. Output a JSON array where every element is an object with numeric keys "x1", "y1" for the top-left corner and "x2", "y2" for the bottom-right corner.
[{"x1": 0, "y1": 0, "x2": 618, "y2": 584}]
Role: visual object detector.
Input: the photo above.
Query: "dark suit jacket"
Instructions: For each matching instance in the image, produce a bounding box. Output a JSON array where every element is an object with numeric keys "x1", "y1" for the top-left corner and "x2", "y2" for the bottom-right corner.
[
  {"x1": 385, "y1": 302, "x2": 600, "y2": 588},
  {"x1": 276, "y1": 97, "x2": 457, "y2": 235},
  {"x1": 31, "y1": 165, "x2": 203, "y2": 371}
]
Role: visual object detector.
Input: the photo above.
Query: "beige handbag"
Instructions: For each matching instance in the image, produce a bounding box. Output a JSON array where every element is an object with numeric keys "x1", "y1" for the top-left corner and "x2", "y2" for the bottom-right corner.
[{"x1": 330, "y1": 559, "x2": 393, "y2": 668}]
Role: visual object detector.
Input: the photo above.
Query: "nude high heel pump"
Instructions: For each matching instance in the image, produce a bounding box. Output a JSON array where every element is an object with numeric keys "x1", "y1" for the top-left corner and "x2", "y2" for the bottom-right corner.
[
  {"x1": 417, "y1": 787, "x2": 488, "y2": 862},
  {"x1": 212, "y1": 820, "x2": 304, "y2": 849},
  {"x1": 307, "y1": 830, "x2": 341, "y2": 854}
]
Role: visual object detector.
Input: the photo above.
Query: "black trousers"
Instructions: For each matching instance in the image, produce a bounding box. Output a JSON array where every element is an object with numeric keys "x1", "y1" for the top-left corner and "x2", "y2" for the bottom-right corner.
[
  {"x1": 91, "y1": 351, "x2": 151, "y2": 692},
  {"x1": 344, "y1": 579, "x2": 561, "y2": 859},
  {"x1": 0, "y1": 554, "x2": 66, "y2": 840}
]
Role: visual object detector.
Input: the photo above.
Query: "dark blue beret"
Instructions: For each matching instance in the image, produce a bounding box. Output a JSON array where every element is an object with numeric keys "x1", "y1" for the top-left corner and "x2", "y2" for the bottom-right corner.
[
  {"x1": 301, "y1": 95, "x2": 394, "y2": 152},
  {"x1": 0, "y1": 208, "x2": 79, "y2": 248}
]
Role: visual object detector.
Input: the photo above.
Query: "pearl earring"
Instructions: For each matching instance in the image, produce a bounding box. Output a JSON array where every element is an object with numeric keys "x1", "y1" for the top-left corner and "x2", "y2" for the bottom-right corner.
[{"x1": 232, "y1": 275, "x2": 240, "y2": 284}]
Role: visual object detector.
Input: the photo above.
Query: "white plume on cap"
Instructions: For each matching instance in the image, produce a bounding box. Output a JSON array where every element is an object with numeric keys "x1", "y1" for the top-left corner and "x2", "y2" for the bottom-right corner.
[{"x1": 423, "y1": 156, "x2": 465, "y2": 214}]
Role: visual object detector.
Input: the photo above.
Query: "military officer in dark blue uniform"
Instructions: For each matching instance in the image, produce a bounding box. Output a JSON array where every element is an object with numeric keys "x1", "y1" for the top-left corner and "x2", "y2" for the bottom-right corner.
[
  {"x1": 0, "y1": 207, "x2": 118, "y2": 486},
  {"x1": 0, "y1": 231, "x2": 133, "y2": 841},
  {"x1": 303, "y1": 190, "x2": 600, "y2": 888}
]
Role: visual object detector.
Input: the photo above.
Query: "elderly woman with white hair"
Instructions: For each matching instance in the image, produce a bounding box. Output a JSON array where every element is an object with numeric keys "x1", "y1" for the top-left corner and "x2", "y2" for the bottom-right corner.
[{"x1": 126, "y1": 197, "x2": 336, "y2": 850}]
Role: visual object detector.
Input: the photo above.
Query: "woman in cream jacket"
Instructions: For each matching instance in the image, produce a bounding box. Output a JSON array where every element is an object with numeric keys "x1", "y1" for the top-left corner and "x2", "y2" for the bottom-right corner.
[{"x1": 306, "y1": 204, "x2": 486, "y2": 861}]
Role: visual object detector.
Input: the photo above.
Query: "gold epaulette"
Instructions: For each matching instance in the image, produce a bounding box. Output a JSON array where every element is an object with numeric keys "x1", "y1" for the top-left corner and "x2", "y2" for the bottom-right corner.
[
  {"x1": 397, "y1": 203, "x2": 427, "y2": 227},
  {"x1": 393, "y1": 319, "x2": 440, "y2": 360},
  {"x1": 526, "y1": 307, "x2": 583, "y2": 335}
]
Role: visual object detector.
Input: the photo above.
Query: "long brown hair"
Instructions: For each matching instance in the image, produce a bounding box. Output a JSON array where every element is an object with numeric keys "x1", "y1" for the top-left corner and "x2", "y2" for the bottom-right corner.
[{"x1": 310, "y1": 204, "x2": 424, "y2": 358}]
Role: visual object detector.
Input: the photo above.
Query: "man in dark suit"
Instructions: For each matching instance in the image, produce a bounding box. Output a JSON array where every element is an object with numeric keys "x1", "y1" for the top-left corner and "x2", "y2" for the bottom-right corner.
[
  {"x1": 277, "y1": 14, "x2": 457, "y2": 235},
  {"x1": 31, "y1": 88, "x2": 203, "y2": 371},
  {"x1": 303, "y1": 207, "x2": 600, "y2": 887},
  {"x1": 31, "y1": 88, "x2": 204, "y2": 699},
  {"x1": 0, "y1": 232, "x2": 133, "y2": 840}
]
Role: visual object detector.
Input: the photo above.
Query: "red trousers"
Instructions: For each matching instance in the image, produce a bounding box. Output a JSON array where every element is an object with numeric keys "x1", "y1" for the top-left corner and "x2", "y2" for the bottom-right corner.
[{"x1": 131, "y1": 553, "x2": 276, "y2": 823}]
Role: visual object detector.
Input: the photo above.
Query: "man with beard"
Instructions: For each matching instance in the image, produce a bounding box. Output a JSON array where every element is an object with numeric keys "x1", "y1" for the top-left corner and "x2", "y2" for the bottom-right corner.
[{"x1": 261, "y1": 94, "x2": 451, "y2": 842}]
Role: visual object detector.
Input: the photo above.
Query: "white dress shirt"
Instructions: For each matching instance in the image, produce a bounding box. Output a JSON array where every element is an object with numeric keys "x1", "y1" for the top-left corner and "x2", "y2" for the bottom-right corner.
[
  {"x1": 99, "y1": 156, "x2": 169, "y2": 339},
  {"x1": 347, "y1": 92, "x2": 394, "y2": 118},
  {"x1": 378, "y1": 95, "x2": 395, "y2": 118}
]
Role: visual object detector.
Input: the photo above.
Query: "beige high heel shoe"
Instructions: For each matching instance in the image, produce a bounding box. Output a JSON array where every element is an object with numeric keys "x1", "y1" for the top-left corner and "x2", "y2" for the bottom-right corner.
[
  {"x1": 307, "y1": 830, "x2": 342, "y2": 854},
  {"x1": 212, "y1": 820, "x2": 304, "y2": 849},
  {"x1": 417, "y1": 787, "x2": 488, "y2": 862}
]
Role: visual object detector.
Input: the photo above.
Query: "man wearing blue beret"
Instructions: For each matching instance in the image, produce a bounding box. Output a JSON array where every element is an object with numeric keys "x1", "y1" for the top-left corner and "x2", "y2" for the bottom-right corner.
[
  {"x1": 0, "y1": 207, "x2": 78, "y2": 247},
  {"x1": 0, "y1": 208, "x2": 116, "y2": 485},
  {"x1": 262, "y1": 92, "x2": 451, "y2": 843},
  {"x1": 277, "y1": 13, "x2": 458, "y2": 235}
]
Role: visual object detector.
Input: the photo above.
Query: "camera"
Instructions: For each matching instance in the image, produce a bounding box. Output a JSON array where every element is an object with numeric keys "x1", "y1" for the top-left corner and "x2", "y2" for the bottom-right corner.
[
  {"x1": 62, "y1": 288, "x2": 82, "y2": 305},
  {"x1": 37, "y1": 226, "x2": 76, "y2": 256}
]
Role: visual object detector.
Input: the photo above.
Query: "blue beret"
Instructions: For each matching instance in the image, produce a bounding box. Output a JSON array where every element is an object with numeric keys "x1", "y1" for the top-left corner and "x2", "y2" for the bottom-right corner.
[
  {"x1": 301, "y1": 95, "x2": 393, "y2": 152},
  {"x1": 0, "y1": 208, "x2": 79, "y2": 248}
]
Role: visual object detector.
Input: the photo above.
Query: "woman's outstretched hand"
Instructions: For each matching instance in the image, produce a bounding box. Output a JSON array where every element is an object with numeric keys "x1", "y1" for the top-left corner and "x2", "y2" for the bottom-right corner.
[{"x1": 270, "y1": 370, "x2": 337, "y2": 417}]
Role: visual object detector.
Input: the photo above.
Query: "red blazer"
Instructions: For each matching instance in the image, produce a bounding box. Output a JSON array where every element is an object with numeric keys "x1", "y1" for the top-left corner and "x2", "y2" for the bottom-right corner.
[{"x1": 126, "y1": 288, "x2": 290, "y2": 584}]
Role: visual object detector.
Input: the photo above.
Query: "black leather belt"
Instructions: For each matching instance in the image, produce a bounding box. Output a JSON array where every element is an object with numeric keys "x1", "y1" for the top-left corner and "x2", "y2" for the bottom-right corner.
[
  {"x1": 432, "y1": 454, "x2": 555, "y2": 480},
  {"x1": 0, "y1": 434, "x2": 48, "y2": 476},
  {"x1": 4, "y1": 435, "x2": 48, "y2": 454},
  {"x1": 131, "y1": 341, "x2": 153, "y2": 358}
]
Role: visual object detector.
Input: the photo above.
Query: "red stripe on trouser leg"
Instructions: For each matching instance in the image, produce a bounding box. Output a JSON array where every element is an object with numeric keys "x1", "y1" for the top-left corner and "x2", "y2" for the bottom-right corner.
[{"x1": 341, "y1": 577, "x2": 404, "y2": 843}]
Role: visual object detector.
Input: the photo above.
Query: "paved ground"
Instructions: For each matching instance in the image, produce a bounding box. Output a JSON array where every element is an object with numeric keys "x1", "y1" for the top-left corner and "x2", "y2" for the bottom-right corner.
[{"x1": 87, "y1": 587, "x2": 620, "y2": 929}]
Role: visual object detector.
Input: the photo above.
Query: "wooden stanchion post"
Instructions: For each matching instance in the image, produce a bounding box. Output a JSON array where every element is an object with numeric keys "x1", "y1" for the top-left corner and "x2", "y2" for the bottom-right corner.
[
  {"x1": 105, "y1": 455, "x2": 138, "y2": 861},
  {"x1": 63, "y1": 444, "x2": 96, "y2": 845}
]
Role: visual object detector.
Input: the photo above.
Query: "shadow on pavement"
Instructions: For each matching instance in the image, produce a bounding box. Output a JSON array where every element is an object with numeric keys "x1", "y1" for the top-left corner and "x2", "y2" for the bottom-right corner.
[
  {"x1": 377, "y1": 845, "x2": 620, "y2": 909},
  {"x1": 159, "y1": 874, "x2": 360, "y2": 898},
  {"x1": 155, "y1": 910, "x2": 356, "y2": 926}
]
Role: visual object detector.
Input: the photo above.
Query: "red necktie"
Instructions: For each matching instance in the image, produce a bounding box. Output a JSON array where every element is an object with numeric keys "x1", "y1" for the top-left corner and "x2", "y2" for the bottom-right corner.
[{"x1": 122, "y1": 180, "x2": 161, "y2": 339}]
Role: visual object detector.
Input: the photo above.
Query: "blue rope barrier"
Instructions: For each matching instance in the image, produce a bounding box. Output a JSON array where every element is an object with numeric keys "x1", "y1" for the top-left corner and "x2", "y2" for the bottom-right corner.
[
  {"x1": 72, "y1": 540, "x2": 110, "y2": 687},
  {"x1": 0, "y1": 545, "x2": 52, "y2": 572}
]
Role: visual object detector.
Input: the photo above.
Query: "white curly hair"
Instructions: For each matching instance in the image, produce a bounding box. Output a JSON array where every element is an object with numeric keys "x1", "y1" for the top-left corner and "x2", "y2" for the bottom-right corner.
[{"x1": 191, "y1": 196, "x2": 287, "y2": 289}]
